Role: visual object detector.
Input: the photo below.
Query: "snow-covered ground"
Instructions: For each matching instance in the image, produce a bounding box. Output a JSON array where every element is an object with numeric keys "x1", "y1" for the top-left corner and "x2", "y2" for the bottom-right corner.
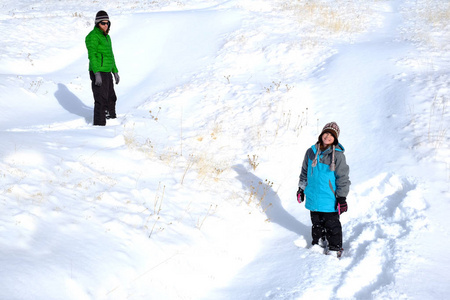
[{"x1": 0, "y1": 0, "x2": 449, "y2": 299}]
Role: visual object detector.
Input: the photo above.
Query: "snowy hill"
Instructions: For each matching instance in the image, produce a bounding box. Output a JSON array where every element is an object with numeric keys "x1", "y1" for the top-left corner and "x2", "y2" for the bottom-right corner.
[{"x1": 0, "y1": 0, "x2": 449, "y2": 299}]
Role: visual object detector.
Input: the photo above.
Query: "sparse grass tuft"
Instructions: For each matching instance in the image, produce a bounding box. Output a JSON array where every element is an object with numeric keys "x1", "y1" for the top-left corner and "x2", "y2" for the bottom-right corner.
[
  {"x1": 196, "y1": 204, "x2": 218, "y2": 229},
  {"x1": 248, "y1": 154, "x2": 259, "y2": 170},
  {"x1": 247, "y1": 179, "x2": 274, "y2": 210},
  {"x1": 149, "y1": 107, "x2": 162, "y2": 121},
  {"x1": 428, "y1": 93, "x2": 448, "y2": 149},
  {"x1": 123, "y1": 123, "x2": 155, "y2": 158}
]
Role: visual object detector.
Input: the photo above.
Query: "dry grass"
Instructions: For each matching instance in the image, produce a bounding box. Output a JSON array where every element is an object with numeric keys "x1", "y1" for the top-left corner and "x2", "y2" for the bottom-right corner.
[
  {"x1": 428, "y1": 94, "x2": 448, "y2": 149},
  {"x1": 247, "y1": 154, "x2": 259, "y2": 170},
  {"x1": 422, "y1": 1, "x2": 450, "y2": 28},
  {"x1": 246, "y1": 179, "x2": 274, "y2": 214},
  {"x1": 282, "y1": 0, "x2": 375, "y2": 36},
  {"x1": 196, "y1": 154, "x2": 228, "y2": 183},
  {"x1": 123, "y1": 124, "x2": 155, "y2": 159},
  {"x1": 401, "y1": 0, "x2": 450, "y2": 51}
]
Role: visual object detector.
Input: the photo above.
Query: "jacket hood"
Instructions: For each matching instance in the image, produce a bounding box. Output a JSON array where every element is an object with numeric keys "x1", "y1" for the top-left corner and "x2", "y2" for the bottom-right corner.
[{"x1": 312, "y1": 143, "x2": 345, "y2": 154}]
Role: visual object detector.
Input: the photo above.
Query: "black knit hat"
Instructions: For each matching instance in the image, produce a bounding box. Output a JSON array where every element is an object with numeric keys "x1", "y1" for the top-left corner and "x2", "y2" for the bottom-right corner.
[{"x1": 95, "y1": 11, "x2": 109, "y2": 24}]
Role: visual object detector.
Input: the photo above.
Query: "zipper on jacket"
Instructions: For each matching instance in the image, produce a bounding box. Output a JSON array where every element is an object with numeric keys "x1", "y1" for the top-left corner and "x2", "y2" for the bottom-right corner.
[{"x1": 101, "y1": 54, "x2": 103, "y2": 67}]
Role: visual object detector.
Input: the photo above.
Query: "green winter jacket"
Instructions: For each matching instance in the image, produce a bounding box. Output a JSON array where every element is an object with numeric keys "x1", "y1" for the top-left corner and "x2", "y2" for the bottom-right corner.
[{"x1": 85, "y1": 26, "x2": 118, "y2": 74}]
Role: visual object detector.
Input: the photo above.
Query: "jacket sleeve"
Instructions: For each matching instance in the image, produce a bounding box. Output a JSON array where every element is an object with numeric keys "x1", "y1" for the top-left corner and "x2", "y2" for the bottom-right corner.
[
  {"x1": 85, "y1": 33, "x2": 100, "y2": 73},
  {"x1": 298, "y1": 150, "x2": 309, "y2": 190},
  {"x1": 110, "y1": 39, "x2": 119, "y2": 73},
  {"x1": 334, "y1": 152, "x2": 350, "y2": 198}
]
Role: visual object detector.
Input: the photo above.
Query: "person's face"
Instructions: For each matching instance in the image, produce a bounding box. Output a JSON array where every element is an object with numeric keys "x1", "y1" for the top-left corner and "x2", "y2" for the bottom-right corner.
[
  {"x1": 321, "y1": 132, "x2": 335, "y2": 146},
  {"x1": 99, "y1": 21, "x2": 110, "y2": 33}
]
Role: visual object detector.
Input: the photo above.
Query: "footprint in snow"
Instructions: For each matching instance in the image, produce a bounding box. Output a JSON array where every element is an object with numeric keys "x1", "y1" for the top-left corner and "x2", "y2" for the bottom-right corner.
[{"x1": 335, "y1": 173, "x2": 428, "y2": 298}]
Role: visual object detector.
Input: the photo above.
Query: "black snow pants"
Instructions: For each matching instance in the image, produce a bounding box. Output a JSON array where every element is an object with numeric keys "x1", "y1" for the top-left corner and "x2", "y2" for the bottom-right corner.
[
  {"x1": 89, "y1": 71, "x2": 117, "y2": 126},
  {"x1": 310, "y1": 211, "x2": 342, "y2": 251}
]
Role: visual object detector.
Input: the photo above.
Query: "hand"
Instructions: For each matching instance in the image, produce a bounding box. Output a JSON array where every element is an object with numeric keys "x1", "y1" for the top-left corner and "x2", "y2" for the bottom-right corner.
[
  {"x1": 297, "y1": 188, "x2": 304, "y2": 203},
  {"x1": 94, "y1": 72, "x2": 102, "y2": 86},
  {"x1": 113, "y1": 73, "x2": 120, "y2": 84},
  {"x1": 336, "y1": 197, "x2": 347, "y2": 214}
]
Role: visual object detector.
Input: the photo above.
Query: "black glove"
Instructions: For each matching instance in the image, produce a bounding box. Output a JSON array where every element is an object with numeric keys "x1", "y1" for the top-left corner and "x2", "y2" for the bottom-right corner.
[
  {"x1": 94, "y1": 72, "x2": 102, "y2": 86},
  {"x1": 297, "y1": 188, "x2": 305, "y2": 203},
  {"x1": 113, "y1": 72, "x2": 120, "y2": 84},
  {"x1": 336, "y1": 197, "x2": 347, "y2": 214}
]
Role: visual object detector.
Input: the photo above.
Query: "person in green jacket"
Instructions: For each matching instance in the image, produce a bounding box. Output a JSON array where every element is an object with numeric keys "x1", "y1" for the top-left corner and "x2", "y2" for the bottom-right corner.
[{"x1": 85, "y1": 10, "x2": 120, "y2": 126}]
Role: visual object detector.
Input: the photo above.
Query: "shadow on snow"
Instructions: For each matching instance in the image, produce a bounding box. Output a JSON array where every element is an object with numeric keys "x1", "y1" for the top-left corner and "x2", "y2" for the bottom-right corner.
[
  {"x1": 233, "y1": 164, "x2": 309, "y2": 236},
  {"x1": 54, "y1": 83, "x2": 92, "y2": 124}
]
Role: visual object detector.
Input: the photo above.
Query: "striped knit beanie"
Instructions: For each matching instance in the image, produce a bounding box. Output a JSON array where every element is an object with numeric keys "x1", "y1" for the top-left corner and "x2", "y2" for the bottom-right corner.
[{"x1": 95, "y1": 11, "x2": 109, "y2": 24}]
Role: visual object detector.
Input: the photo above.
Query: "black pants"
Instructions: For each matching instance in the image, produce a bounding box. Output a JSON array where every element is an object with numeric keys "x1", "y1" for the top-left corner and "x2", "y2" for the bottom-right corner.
[
  {"x1": 310, "y1": 211, "x2": 342, "y2": 250},
  {"x1": 89, "y1": 71, "x2": 117, "y2": 126}
]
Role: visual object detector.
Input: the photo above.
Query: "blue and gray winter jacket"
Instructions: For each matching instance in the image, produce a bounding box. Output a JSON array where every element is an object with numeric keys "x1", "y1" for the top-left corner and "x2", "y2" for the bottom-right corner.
[{"x1": 298, "y1": 143, "x2": 350, "y2": 212}]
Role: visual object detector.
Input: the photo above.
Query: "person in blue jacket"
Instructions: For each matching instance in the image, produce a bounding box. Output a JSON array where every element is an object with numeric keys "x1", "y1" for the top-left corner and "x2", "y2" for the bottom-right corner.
[{"x1": 297, "y1": 122, "x2": 350, "y2": 257}]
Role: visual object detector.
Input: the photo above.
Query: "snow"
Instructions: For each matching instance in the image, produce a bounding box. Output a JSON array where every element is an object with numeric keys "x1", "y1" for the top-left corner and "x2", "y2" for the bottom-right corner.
[{"x1": 0, "y1": 0, "x2": 449, "y2": 299}]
